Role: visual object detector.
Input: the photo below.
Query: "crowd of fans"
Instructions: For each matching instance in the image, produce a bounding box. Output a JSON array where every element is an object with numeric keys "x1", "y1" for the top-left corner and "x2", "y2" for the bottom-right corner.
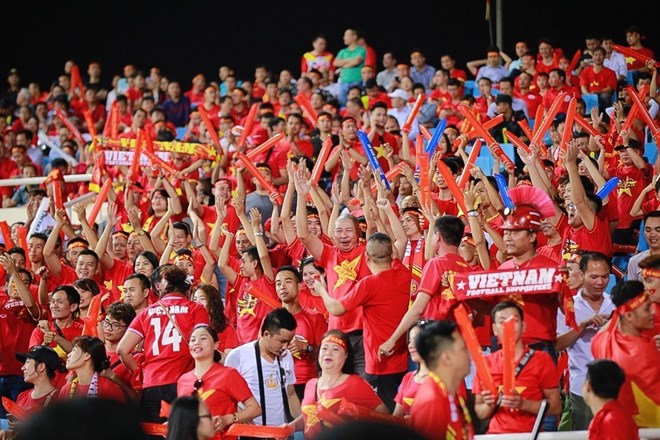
[{"x1": 0, "y1": 24, "x2": 659, "y2": 440}]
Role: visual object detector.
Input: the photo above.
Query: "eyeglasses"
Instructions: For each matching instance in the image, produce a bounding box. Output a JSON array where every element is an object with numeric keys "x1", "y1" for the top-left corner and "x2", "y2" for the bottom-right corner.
[
  {"x1": 193, "y1": 379, "x2": 203, "y2": 396},
  {"x1": 101, "y1": 320, "x2": 127, "y2": 331}
]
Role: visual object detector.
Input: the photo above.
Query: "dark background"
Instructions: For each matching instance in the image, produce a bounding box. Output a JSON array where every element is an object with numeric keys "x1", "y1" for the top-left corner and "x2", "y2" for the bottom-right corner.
[{"x1": 2, "y1": 0, "x2": 658, "y2": 89}]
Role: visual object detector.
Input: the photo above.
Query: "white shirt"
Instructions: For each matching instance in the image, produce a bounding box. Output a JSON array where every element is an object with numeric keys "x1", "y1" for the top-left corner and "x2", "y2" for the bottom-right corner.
[
  {"x1": 604, "y1": 51, "x2": 628, "y2": 80},
  {"x1": 387, "y1": 106, "x2": 419, "y2": 140},
  {"x1": 224, "y1": 341, "x2": 296, "y2": 426},
  {"x1": 627, "y1": 249, "x2": 650, "y2": 281},
  {"x1": 556, "y1": 290, "x2": 614, "y2": 396}
]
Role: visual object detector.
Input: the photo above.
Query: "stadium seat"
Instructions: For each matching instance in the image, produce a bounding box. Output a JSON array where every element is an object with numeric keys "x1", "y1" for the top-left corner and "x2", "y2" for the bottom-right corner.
[
  {"x1": 475, "y1": 156, "x2": 493, "y2": 175},
  {"x1": 464, "y1": 80, "x2": 475, "y2": 96},
  {"x1": 627, "y1": 71, "x2": 635, "y2": 86},
  {"x1": 582, "y1": 93, "x2": 599, "y2": 114},
  {"x1": 500, "y1": 143, "x2": 515, "y2": 165},
  {"x1": 176, "y1": 127, "x2": 187, "y2": 140},
  {"x1": 644, "y1": 141, "x2": 658, "y2": 168}
]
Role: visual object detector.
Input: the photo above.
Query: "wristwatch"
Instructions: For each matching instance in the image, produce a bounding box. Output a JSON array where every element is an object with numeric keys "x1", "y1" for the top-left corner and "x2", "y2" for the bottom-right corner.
[
  {"x1": 306, "y1": 344, "x2": 314, "y2": 354},
  {"x1": 232, "y1": 413, "x2": 239, "y2": 424},
  {"x1": 135, "y1": 230, "x2": 146, "y2": 236},
  {"x1": 467, "y1": 210, "x2": 479, "y2": 218}
]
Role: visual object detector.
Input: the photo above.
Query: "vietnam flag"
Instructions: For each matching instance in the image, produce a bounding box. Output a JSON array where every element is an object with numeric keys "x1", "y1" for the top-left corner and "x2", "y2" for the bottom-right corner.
[{"x1": 592, "y1": 326, "x2": 660, "y2": 427}]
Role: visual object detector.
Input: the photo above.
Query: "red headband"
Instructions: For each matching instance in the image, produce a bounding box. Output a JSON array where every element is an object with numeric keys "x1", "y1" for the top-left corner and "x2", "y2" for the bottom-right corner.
[
  {"x1": 618, "y1": 293, "x2": 648, "y2": 314},
  {"x1": 641, "y1": 268, "x2": 660, "y2": 279},
  {"x1": 175, "y1": 254, "x2": 195, "y2": 265},
  {"x1": 321, "y1": 335, "x2": 347, "y2": 352}
]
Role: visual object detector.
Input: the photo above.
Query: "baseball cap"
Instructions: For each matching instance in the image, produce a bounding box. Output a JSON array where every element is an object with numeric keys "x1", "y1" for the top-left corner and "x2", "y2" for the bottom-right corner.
[
  {"x1": 16, "y1": 345, "x2": 61, "y2": 370},
  {"x1": 388, "y1": 89, "x2": 408, "y2": 101}
]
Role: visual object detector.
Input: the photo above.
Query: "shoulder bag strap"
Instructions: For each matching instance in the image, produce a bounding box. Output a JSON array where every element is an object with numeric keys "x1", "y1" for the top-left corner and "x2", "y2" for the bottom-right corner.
[
  {"x1": 277, "y1": 355, "x2": 293, "y2": 423},
  {"x1": 254, "y1": 341, "x2": 267, "y2": 426}
]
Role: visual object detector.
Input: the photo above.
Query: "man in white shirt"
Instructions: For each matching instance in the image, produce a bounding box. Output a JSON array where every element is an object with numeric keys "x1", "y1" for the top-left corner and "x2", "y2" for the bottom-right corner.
[
  {"x1": 387, "y1": 89, "x2": 419, "y2": 140},
  {"x1": 556, "y1": 252, "x2": 615, "y2": 430},
  {"x1": 225, "y1": 308, "x2": 301, "y2": 427},
  {"x1": 602, "y1": 36, "x2": 629, "y2": 83},
  {"x1": 376, "y1": 52, "x2": 398, "y2": 91}
]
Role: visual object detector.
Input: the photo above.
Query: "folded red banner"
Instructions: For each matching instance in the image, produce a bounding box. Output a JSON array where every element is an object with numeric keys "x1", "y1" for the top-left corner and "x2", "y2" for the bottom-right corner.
[
  {"x1": 226, "y1": 424, "x2": 294, "y2": 439},
  {"x1": 140, "y1": 422, "x2": 167, "y2": 437},
  {"x1": 451, "y1": 266, "x2": 563, "y2": 300}
]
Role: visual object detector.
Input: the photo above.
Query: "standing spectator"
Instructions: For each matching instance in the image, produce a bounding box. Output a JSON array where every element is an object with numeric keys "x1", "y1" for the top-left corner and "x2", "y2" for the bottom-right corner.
[
  {"x1": 162, "y1": 81, "x2": 191, "y2": 128},
  {"x1": 333, "y1": 29, "x2": 366, "y2": 108},
  {"x1": 409, "y1": 49, "x2": 436, "y2": 92},
  {"x1": 185, "y1": 74, "x2": 206, "y2": 108},
  {"x1": 623, "y1": 25, "x2": 655, "y2": 78},
  {"x1": 584, "y1": 360, "x2": 640, "y2": 440},
  {"x1": 409, "y1": 320, "x2": 473, "y2": 439},
  {"x1": 601, "y1": 35, "x2": 629, "y2": 83},
  {"x1": 556, "y1": 252, "x2": 615, "y2": 430},
  {"x1": 376, "y1": 52, "x2": 398, "y2": 91},
  {"x1": 301, "y1": 34, "x2": 334, "y2": 79},
  {"x1": 224, "y1": 308, "x2": 301, "y2": 428},
  {"x1": 507, "y1": 41, "x2": 530, "y2": 73},
  {"x1": 356, "y1": 30, "x2": 377, "y2": 70},
  {"x1": 536, "y1": 38, "x2": 561, "y2": 75}
]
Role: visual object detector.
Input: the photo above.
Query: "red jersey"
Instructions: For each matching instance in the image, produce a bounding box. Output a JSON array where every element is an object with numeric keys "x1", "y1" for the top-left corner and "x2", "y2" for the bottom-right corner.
[
  {"x1": 607, "y1": 163, "x2": 652, "y2": 229},
  {"x1": 340, "y1": 261, "x2": 410, "y2": 375},
  {"x1": 473, "y1": 349, "x2": 558, "y2": 434},
  {"x1": 626, "y1": 47, "x2": 655, "y2": 71},
  {"x1": 128, "y1": 294, "x2": 210, "y2": 387},
  {"x1": 318, "y1": 243, "x2": 371, "y2": 333},
  {"x1": 588, "y1": 400, "x2": 640, "y2": 440},
  {"x1": 432, "y1": 195, "x2": 459, "y2": 217},
  {"x1": 58, "y1": 375, "x2": 125, "y2": 402},
  {"x1": 369, "y1": 130, "x2": 400, "y2": 173},
  {"x1": 394, "y1": 371, "x2": 421, "y2": 416},
  {"x1": 402, "y1": 238, "x2": 426, "y2": 302},
  {"x1": 498, "y1": 255, "x2": 560, "y2": 344},
  {"x1": 301, "y1": 375, "x2": 383, "y2": 439},
  {"x1": 579, "y1": 67, "x2": 618, "y2": 94},
  {"x1": 543, "y1": 85, "x2": 580, "y2": 113},
  {"x1": 298, "y1": 286, "x2": 328, "y2": 322},
  {"x1": 218, "y1": 325, "x2": 239, "y2": 352},
  {"x1": 108, "y1": 350, "x2": 143, "y2": 391},
  {"x1": 16, "y1": 388, "x2": 58, "y2": 414},
  {"x1": 232, "y1": 275, "x2": 277, "y2": 345},
  {"x1": 178, "y1": 363, "x2": 254, "y2": 440},
  {"x1": 563, "y1": 214, "x2": 613, "y2": 257},
  {"x1": 537, "y1": 242, "x2": 563, "y2": 263},
  {"x1": 0, "y1": 295, "x2": 37, "y2": 375},
  {"x1": 418, "y1": 253, "x2": 471, "y2": 320},
  {"x1": 105, "y1": 259, "x2": 134, "y2": 303},
  {"x1": 29, "y1": 320, "x2": 84, "y2": 364},
  {"x1": 410, "y1": 372, "x2": 474, "y2": 440},
  {"x1": 290, "y1": 307, "x2": 327, "y2": 384},
  {"x1": 201, "y1": 204, "x2": 241, "y2": 256},
  {"x1": 516, "y1": 90, "x2": 542, "y2": 120}
]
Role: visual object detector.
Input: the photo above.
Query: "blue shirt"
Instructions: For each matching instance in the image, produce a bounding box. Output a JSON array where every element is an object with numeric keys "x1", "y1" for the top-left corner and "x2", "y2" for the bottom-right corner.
[{"x1": 162, "y1": 96, "x2": 191, "y2": 128}]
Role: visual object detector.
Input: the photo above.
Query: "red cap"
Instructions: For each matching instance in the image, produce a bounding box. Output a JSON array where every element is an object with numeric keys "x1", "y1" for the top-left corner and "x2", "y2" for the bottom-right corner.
[{"x1": 501, "y1": 205, "x2": 542, "y2": 231}]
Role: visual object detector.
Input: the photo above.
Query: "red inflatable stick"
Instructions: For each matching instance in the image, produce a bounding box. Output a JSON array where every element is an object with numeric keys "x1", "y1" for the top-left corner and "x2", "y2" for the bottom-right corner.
[
  {"x1": 87, "y1": 179, "x2": 113, "y2": 225},
  {"x1": 457, "y1": 140, "x2": 482, "y2": 189},
  {"x1": 0, "y1": 221, "x2": 14, "y2": 249},
  {"x1": 51, "y1": 180, "x2": 64, "y2": 211},
  {"x1": 559, "y1": 98, "x2": 577, "y2": 162},
  {"x1": 565, "y1": 49, "x2": 582, "y2": 77},
  {"x1": 245, "y1": 133, "x2": 285, "y2": 160},
  {"x1": 2, "y1": 397, "x2": 28, "y2": 421},
  {"x1": 336, "y1": 399, "x2": 406, "y2": 425},
  {"x1": 236, "y1": 152, "x2": 283, "y2": 204},
  {"x1": 436, "y1": 160, "x2": 469, "y2": 215},
  {"x1": 453, "y1": 304, "x2": 497, "y2": 397},
  {"x1": 56, "y1": 109, "x2": 85, "y2": 144},
  {"x1": 419, "y1": 125, "x2": 432, "y2": 141},
  {"x1": 226, "y1": 424, "x2": 294, "y2": 439},
  {"x1": 198, "y1": 106, "x2": 221, "y2": 148},
  {"x1": 626, "y1": 85, "x2": 660, "y2": 143},
  {"x1": 531, "y1": 92, "x2": 566, "y2": 151},
  {"x1": 144, "y1": 150, "x2": 178, "y2": 176},
  {"x1": 294, "y1": 94, "x2": 318, "y2": 126},
  {"x1": 140, "y1": 423, "x2": 167, "y2": 437},
  {"x1": 612, "y1": 44, "x2": 660, "y2": 69},
  {"x1": 159, "y1": 400, "x2": 171, "y2": 418},
  {"x1": 417, "y1": 137, "x2": 431, "y2": 209},
  {"x1": 502, "y1": 315, "x2": 517, "y2": 398},
  {"x1": 243, "y1": 283, "x2": 281, "y2": 309},
  {"x1": 82, "y1": 109, "x2": 98, "y2": 150},
  {"x1": 238, "y1": 103, "x2": 260, "y2": 147},
  {"x1": 517, "y1": 119, "x2": 533, "y2": 140},
  {"x1": 458, "y1": 105, "x2": 515, "y2": 172},
  {"x1": 129, "y1": 130, "x2": 144, "y2": 180},
  {"x1": 453, "y1": 114, "x2": 504, "y2": 149},
  {"x1": 17, "y1": 226, "x2": 30, "y2": 268},
  {"x1": 311, "y1": 137, "x2": 333, "y2": 184},
  {"x1": 82, "y1": 294, "x2": 102, "y2": 337},
  {"x1": 617, "y1": 85, "x2": 648, "y2": 144},
  {"x1": 70, "y1": 64, "x2": 85, "y2": 97},
  {"x1": 504, "y1": 132, "x2": 531, "y2": 155},
  {"x1": 402, "y1": 93, "x2": 426, "y2": 133}
]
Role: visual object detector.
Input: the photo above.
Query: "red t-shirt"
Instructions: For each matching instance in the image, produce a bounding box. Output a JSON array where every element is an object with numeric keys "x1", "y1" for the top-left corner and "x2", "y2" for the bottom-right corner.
[
  {"x1": 178, "y1": 363, "x2": 254, "y2": 440},
  {"x1": 0, "y1": 296, "x2": 37, "y2": 375},
  {"x1": 607, "y1": 163, "x2": 652, "y2": 229},
  {"x1": 418, "y1": 253, "x2": 471, "y2": 320},
  {"x1": 106, "y1": 259, "x2": 134, "y2": 304},
  {"x1": 543, "y1": 85, "x2": 580, "y2": 113},
  {"x1": 339, "y1": 261, "x2": 410, "y2": 375},
  {"x1": 29, "y1": 320, "x2": 84, "y2": 365},
  {"x1": 218, "y1": 325, "x2": 239, "y2": 352},
  {"x1": 563, "y1": 213, "x2": 613, "y2": 257},
  {"x1": 394, "y1": 371, "x2": 421, "y2": 416},
  {"x1": 588, "y1": 400, "x2": 640, "y2": 440},
  {"x1": 473, "y1": 349, "x2": 558, "y2": 434},
  {"x1": 537, "y1": 242, "x2": 563, "y2": 263},
  {"x1": 58, "y1": 375, "x2": 125, "y2": 402},
  {"x1": 318, "y1": 243, "x2": 371, "y2": 333},
  {"x1": 16, "y1": 388, "x2": 58, "y2": 414},
  {"x1": 625, "y1": 47, "x2": 655, "y2": 71},
  {"x1": 298, "y1": 286, "x2": 328, "y2": 322},
  {"x1": 497, "y1": 255, "x2": 560, "y2": 344},
  {"x1": 410, "y1": 373, "x2": 473, "y2": 440},
  {"x1": 291, "y1": 308, "x2": 328, "y2": 384},
  {"x1": 201, "y1": 204, "x2": 241, "y2": 256},
  {"x1": 231, "y1": 275, "x2": 277, "y2": 345},
  {"x1": 108, "y1": 350, "x2": 144, "y2": 391},
  {"x1": 431, "y1": 195, "x2": 459, "y2": 217},
  {"x1": 128, "y1": 294, "x2": 210, "y2": 387},
  {"x1": 579, "y1": 66, "x2": 618, "y2": 94},
  {"x1": 369, "y1": 130, "x2": 400, "y2": 173},
  {"x1": 301, "y1": 375, "x2": 383, "y2": 439}
]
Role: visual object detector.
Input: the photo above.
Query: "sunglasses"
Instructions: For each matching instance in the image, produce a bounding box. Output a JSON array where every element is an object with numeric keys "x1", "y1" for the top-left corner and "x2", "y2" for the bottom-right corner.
[{"x1": 193, "y1": 379, "x2": 203, "y2": 396}]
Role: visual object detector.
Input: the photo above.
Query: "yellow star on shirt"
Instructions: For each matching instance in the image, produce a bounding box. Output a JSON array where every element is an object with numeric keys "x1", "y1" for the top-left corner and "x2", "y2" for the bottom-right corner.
[
  {"x1": 617, "y1": 176, "x2": 637, "y2": 197},
  {"x1": 373, "y1": 144, "x2": 386, "y2": 159},
  {"x1": 334, "y1": 255, "x2": 361, "y2": 288}
]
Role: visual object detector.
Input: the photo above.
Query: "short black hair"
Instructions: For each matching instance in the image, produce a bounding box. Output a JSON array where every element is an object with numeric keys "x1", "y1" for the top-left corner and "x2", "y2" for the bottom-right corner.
[
  {"x1": 415, "y1": 320, "x2": 458, "y2": 369},
  {"x1": 610, "y1": 280, "x2": 645, "y2": 308},
  {"x1": 172, "y1": 221, "x2": 191, "y2": 236},
  {"x1": 106, "y1": 301, "x2": 137, "y2": 326},
  {"x1": 434, "y1": 216, "x2": 465, "y2": 246},
  {"x1": 77, "y1": 249, "x2": 99, "y2": 263},
  {"x1": 579, "y1": 251, "x2": 611, "y2": 273},
  {"x1": 52, "y1": 285, "x2": 81, "y2": 305},
  {"x1": 586, "y1": 359, "x2": 625, "y2": 399},
  {"x1": 490, "y1": 300, "x2": 524, "y2": 322},
  {"x1": 124, "y1": 273, "x2": 151, "y2": 290},
  {"x1": 261, "y1": 308, "x2": 297, "y2": 335},
  {"x1": 277, "y1": 265, "x2": 302, "y2": 283}
]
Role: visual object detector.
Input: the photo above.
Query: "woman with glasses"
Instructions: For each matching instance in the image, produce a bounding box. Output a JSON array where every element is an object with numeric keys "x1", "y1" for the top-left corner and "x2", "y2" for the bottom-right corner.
[
  {"x1": 177, "y1": 325, "x2": 260, "y2": 439},
  {"x1": 102, "y1": 302, "x2": 142, "y2": 404},
  {"x1": 392, "y1": 321, "x2": 430, "y2": 418},
  {"x1": 166, "y1": 396, "x2": 216, "y2": 440},
  {"x1": 59, "y1": 336, "x2": 125, "y2": 402},
  {"x1": 292, "y1": 329, "x2": 386, "y2": 438}
]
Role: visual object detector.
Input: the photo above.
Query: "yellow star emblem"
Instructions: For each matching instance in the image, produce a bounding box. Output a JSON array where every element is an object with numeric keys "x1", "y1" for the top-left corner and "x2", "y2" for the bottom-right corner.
[
  {"x1": 624, "y1": 55, "x2": 636, "y2": 66},
  {"x1": 403, "y1": 397, "x2": 415, "y2": 407},
  {"x1": 334, "y1": 255, "x2": 361, "y2": 288},
  {"x1": 617, "y1": 176, "x2": 636, "y2": 197},
  {"x1": 373, "y1": 144, "x2": 386, "y2": 159}
]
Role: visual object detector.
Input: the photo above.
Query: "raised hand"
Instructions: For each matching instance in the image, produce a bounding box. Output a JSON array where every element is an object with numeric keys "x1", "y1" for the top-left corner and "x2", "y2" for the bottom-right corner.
[
  {"x1": 249, "y1": 207, "x2": 262, "y2": 231},
  {"x1": 376, "y1": 198, "x2": 391, "y2": 211},
  {"x1": 293, "y1": 166, "x2": 312, "y2": 195}
]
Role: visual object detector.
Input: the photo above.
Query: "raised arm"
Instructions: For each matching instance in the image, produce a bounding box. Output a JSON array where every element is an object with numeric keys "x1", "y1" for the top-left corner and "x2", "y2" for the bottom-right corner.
[
  {"x1": 150, "y1": 201, "x2": 174, "y2": 256},
  {"x1": 95, "y1": 202, "x2": 119, "y2": 271},
  {"x1": 72, "y1": 200, "x2": 98, "y2": 249},
  {"x1": 294, "y1": 165, "x2": 324, "y2": 260},
  {"x1": 0, "y1": 255, "x2": 40, "y2": 319},
  {"x1": 161, "y1": 176, "x2": 182, "y2": 214},
  {"x1": 249, "y1": 208, "x2": 274, "y2": 281},
  {"x1": 231, "y1": 197, "x2": 256, "y2": 244},
  {"x1": 208, "y1": 199, "x2": 227, "y2": 255},
  {"x1": 564, "y1": 141, "x2": 596, "y2": 230},
  {"x1": 280, "y1": 160, "x2": 298, "y2": 245},
  {"x1": 376, "y1": 198, "x2": 407, "y2": 258},
  {"x1": 127, "y1": 207, "x2": 156, "y2": 254},
  {"x1": 217, "y1": 225, "x2": 239, "y2": 285},
  {"x1": 183, "y1": 179, "x2": 205, "y2": 218},
  {"x1": 43, "y1": 211, "x2": 64, "y2": 277}
]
